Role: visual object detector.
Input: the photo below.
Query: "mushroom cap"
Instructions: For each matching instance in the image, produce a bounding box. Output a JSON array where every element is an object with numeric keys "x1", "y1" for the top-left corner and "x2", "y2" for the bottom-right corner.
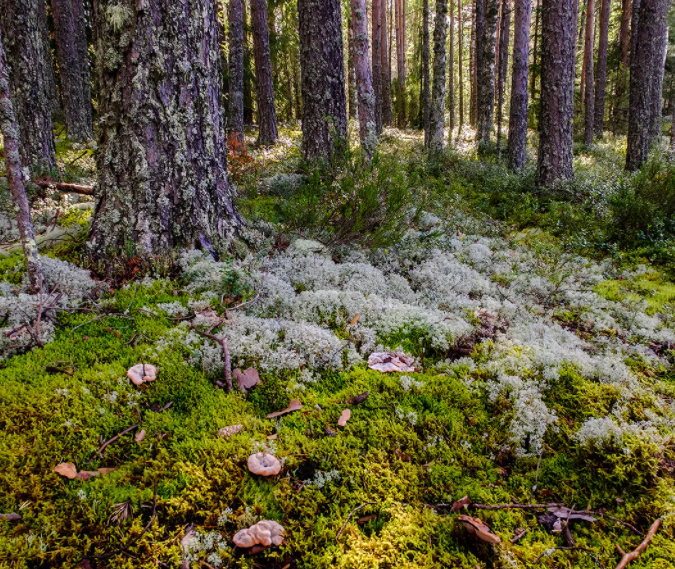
[
  {"x1": 127, "y1": 364, "x2": 157, "y2": 386},
  {"x1": 247, "y1": 452, "x2": 282, "y2": 476},
  {"x1": 233, "y1": 520, "x2": 284, "y2": 548}
]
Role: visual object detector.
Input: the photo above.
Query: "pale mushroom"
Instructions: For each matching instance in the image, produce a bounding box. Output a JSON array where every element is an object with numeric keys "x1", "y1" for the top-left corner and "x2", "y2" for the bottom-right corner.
[
  {"x1": 233, "y1": 520, "x2": 284, "y2": 548},
  {"x1": 247, "y1": 452, "x2": 282, "y2": 476},
  {"x1": 126, "y1": 364, "x2": 158, "y2": 386}
]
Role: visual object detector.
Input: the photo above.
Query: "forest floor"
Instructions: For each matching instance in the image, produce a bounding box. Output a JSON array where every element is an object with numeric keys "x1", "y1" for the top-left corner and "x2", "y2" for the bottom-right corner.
[{"x1": 0, "y1": 126, "x2": 674, "y2": 568}]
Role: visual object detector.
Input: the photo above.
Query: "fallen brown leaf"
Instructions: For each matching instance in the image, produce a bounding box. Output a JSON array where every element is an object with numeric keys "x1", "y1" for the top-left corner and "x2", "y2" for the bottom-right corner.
[
  {"x1": 358, "y1": 514, "x2": 377, "y2": 524},
  {"x1": 337, "y1": 409, "x2": 351, "y2": 427},
  {"x1": 348, "y1": 313, "x2": 361, "y2": 327},
  {"x1": 267, "y1": 399, "x2": 303, "y2": 419},
  {"x1": 134, "y1": 429, "x2": 146, "y2": 442},
  {"x1": 0, "y1": 513, "x2": 20, "y2": 521},
  {"x1": 233, "y1": 367, "x2": 262, "y2": 392},
  {"x1": 458, "y1": 515, "x2": 501, "y2": 544},
  {"x1": 451, "y1": 495, "x2": 471, "y2": 512},
  {"x1": 347, "y1": 392, "x2": 369, "y2": 405},
  {"x1": 54, "y1": 462, "x2": 78, "y2": 479},
  {"x1": 367, "y1": 351, "x2": 416, "y2": 373}
]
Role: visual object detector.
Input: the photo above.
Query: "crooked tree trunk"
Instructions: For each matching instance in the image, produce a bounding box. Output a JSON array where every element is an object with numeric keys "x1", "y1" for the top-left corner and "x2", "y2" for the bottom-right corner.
[
  {"x1": 448, "y1": 0, "x2": 455, "y2": 136},
  {"x1": 583, "y1": 0, "x2": 595, "y2": 145},
  {"x1": 423, "y1": 0, "x2": 431, "y2": 146},
  {"x1": 429, "y1": 0, "x2": 448, "y2": 152},
  {"x1": 51, "y1": 0, "x2": 93, "y2": 142},
  {"x1": 251, "y1": 0, "x2": 278, "y2": 145},
  {"x1": 458, "y1": 0, "x2": 464, "y2": 130},
  {"x1": 0, "y1": 0, "x2": 56, "y2": 172},
  {"x1": 508, "y1": 0, "x2": 531, "y2": 170},
  {"x1": 90, "y1": 0, "x2": 242, "y2": 257},
  {"x1": 348, "y1": 14, "x2": 358, "y2": 119},
  {"x1": 626, "y1": 0, "x2": 659, "y2": 170},
  {"x1": 228, "y1": 0, "x2": 245, "y2": 153},
  {"x1": 381, "y1": 0, "x2": 393, "y2": 126},
  {"x1": 495, "y1": 0, "x2": 510, "y2": 156},
  {"x1": 298, "y1": 0, "x2": 348, "y2": 159},
  {"x1": 536, "y1": 0, "x2": 578, "y2": 187},
  {"x1": 649, "y1": 0, "x2": 668, "y2": 141},
  {"x1": 476, "y1": 0, "x2": 498, "y2": 151},
  {"x1": 395, "y1": 0, "x2": 407, "y2": 127},
  {"x1": 373, "y1": 0, "x2": 384, "y2": 134},
  {"x1": 593, "y1": 0, "x2": 610, "y2": 138},
  {"x1": 351, "y1": 0, "x2": 378, "y2": 157},
  {"x1": 0, "y1": 28, "x2": 42, "y2": 292}
]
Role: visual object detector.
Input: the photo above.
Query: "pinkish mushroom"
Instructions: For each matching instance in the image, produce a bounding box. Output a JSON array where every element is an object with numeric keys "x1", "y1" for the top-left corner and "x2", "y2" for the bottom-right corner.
[
  {"x1": 126, "y1": 364, "x2": 157, "y2": 386},
  {"x1": 233, "y1": 520, "x2": 284, "y2": 548},
  {"x1": 247, "y1": 452, "x2": 282, "y2": 476}
]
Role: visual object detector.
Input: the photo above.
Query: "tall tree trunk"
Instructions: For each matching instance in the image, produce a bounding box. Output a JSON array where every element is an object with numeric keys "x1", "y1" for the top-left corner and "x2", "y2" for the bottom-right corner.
[
  {"x1": 228, "y1": 0, "x2": 246, "y2": 153},
  {"x1": 351, "y1": 0, "x2": 378, "y2": 156},
  {"x1": 458, "y1": 0, "x2": 465, "y2": 130},
  {"x1": 496, "y1": 0, "x2": 510, "y2": 156},
  {"x1": 530, "y1": 0, "x2": 540, "y2": 102},
  {"x1": 578, "y1": 4, "x2": 586, "y2": 105},
  {"x1": 670, "y1": 80, "x2": 675, "y2": 149},
  {"x1": 381, "y1": 0, "x2": 393, "y2": 125},
  {"x1": 373, "y1": 0, "x2": 384, "y2": 134},
  {"x1": 583, "y1": 0, "x2": 595, "y2": 145},
  {"x1": 429, "y1": 0, "x2": 448, "y2": 151},
  {"x1": 243, "y1": 0, "x2": 255, "y2": 125},
  {"x1": 593, "y1": 0, "x2": 610, "y2": 138},
  {"x1": 449, "y1": 0, "x2": 455, "y2": 136},
  {"x1": 348, "y1": 14, "x2": 358, "y2": 119},
  {"x1": 251, "y1": 0, "x2": 278, "y2": 145},
  {"x1": 613, "y1": 0, "x2": 632, "y2": 131},
  {"x1": 536, "y1": 0, "x2": 578, "y2": 187},
  {"x1": 423, "y1": 0, "x2": 431, "y2": 145},
  {"x1": 298, "y1": 0, "x2": 348, "y2": 159},
  {"x1": 293, "y1": 54, "x2": 302, "y2": 120},
  {"x1": 626, "y1": 0, "x2": 659, "y2": 170},
  {"x1": 508, "y1": 0, "x2": 531, "y2": 169},
  {"x1": 51, "y1": 0, "x2": 93, "y2": 142},
  {"x1": 0, "y1": 28, "x2": 42, "y2": 292},
  {"x1": 90, "y1": 0, "x2": 241, "y2": 257},
  {"x1": 395, "y1": 0, "x2": 407, "y2": 127},
  {"x1": 477, "y1": 0, "x2": 499, "y2": 151},
  {"x1": 649, "y1": 0, "x2": 668, "y2": 141},
  {"x1": 0, "y1": 0, "x2": 56, "y2": 172},
  {"x1": 470, "y1": 0, "x2": 477, "y2": 125}
]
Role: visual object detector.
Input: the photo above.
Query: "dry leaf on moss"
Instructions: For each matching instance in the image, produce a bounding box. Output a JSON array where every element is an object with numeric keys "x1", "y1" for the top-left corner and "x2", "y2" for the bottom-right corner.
[
  {"x1": 54, "y1": 462, "x2": 78, "y2": 479},
  {"x1": 337, "y1": 409, "x2": 351, "y2": 427},
  {"x1": 134, "y1": 429, "x2": 146, "y2": 442},
  {"x1": 233, "y1": 367, "x2": 262, "y2": 392},
  {"x1": 347, "y1": 392, "x2": 369, "y2": 405},
  {"x1": 451, "y1": 495, "x2": 471, "y2": 512},
  {"x1": 367, "y1": 352, "x2": 416, "y2": 373},
  {"x1": 266, "y1": 399, "x2": 302, "y2": 418},
  {"x1": 458, "y1": 515, "x2": 501, "y2": 544}
]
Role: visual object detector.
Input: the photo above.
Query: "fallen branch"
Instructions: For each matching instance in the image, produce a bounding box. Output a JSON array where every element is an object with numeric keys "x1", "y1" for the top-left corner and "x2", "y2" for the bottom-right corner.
[
  {"x1": 336, "y1": 502, "x2": 378, "y2": 539},
  {"x1": 86, "y1": 423, "x2": 140, "y2": 465},
  {"x1": 32, "y1": 177, "x2": 94, "y2": 196},
  {"x1": 614, "y1": 519, "x2": 661, "y2": 569},
  {"x1": 473, "y1": 502, "x2": 566, "y2": 511},
  {"x1": 190, "y1": 326, "x2": 232, "y2": 391}
]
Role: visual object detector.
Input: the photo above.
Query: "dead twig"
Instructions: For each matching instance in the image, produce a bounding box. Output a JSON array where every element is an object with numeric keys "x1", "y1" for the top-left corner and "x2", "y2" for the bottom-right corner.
[
  {"x1": 613, "y1": 519, "x2": 661, "y2": 569},
  {"x1": 473, "y1": 502, "x2": 566, "y2": 511},
  {"x1": 336, "y1": 502, "x2": 378, "y2": 539},
  {"x1": 31, "y1": 177, "x2": 94, "y2": 196},
  {"x1": 510, "y1": 527, "x2": 531, "y2": 543},
  {"x1": 190, "y1": 326, "x2": 232, "y2": 391},
  {"x1": 86, "y1": 423, "x2": 140, "y2": 464}
]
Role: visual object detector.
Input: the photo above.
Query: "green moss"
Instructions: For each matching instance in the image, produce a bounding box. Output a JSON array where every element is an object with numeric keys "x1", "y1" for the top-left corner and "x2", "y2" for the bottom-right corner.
[{"x1": 595, "y1": 272, "x2": 675, "y2": 316}]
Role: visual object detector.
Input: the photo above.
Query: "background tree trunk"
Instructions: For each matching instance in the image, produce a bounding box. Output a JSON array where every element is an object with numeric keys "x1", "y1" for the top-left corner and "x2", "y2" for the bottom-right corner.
[
  {"x1": 649, "y1": 0, "x2": 668, "y2": 141},
  {"x1": 243, "y1": 0, "x2": 255, "y2": 125},
  {"x1": 348, "y1": 15, "x2": 358, "y2": 119},
  {"x1": 613, "y1": 0, "x2": 631, "y2": 130},
  {"x1": 496, "y1": 0, "x2": 510, "y2": 156},
  {"x1": 470, "y1": 1, "x2": 477, "y2": 125},
  {"x1": 593, "y1": 0, "x2": 610, "y2": 138},
  {"x1": 373, "y1": 0, "x2": 384, "y2": 134},
  {"x1": 423, "y1": 0, "x2": 431, "y2": 145},
  {"x1": 51, "y1": 0, "x2": 93, "y2": 142},
  {"x1": 0, "y1": 28, "x2": 42, "y2": 292},
  {"x1": 508, "y1": 0, "x2": 531, "y2": 169},
  {"x1": 381, "y1": 0, "x2": 393, "y2": 125},
  {"x1": 530, "y1": 0, "x2": 540, "y2": 102},
  {"x1": 429, "y1": 0, "x2": 448, "y2": 152},
  {"x1": 228, "y1": 0, "x2": 245, "y2": 153},
  {"x1": 458, "y1": 0, "x2": 465, "y2": 130},
  {"x1": 477, "y1": 0, "x2": 498, "y2": 151},
  {"x1": 536, "y1": 0, "x2": 578, "y2": 186},
  {"x1": 251, "y1": 0, "x2": 278, "y2": 145},
  {"x1": 298, "y1": 0, "x2": 348, "y2": 159},
  {"x1": 449, "y1": 0, "x2": 455, "y2": 136},
  {"x1": 583, "y1": 0, "x2": 595, "y2": 145},
  {"x1": 90, "y1": 0, "x2": 241, "y2": 256},
  {"x1": 351, "y1": 0, "x2": 378, "y2": 156},
  {"x1": 0, "y1": 0, "x2": 56, "y2": 172},
  {"x1": 626, "y1": 0, "x2": 659, "y2": 170},
  {"x1": 396, "y1": 0, "x2": 407, "y2": 127}
]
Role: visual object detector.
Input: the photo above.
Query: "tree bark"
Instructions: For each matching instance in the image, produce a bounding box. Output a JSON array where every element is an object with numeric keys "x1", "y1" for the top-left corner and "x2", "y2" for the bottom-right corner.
[
  {"x1": 477, "y1": 0, "x2": 499, "y2": 151},
  {"x1": 583, "y1": 0, "x2": 595, "y2": 145},
  {"x1": 298, "y1": 0, "x2": 348, "y2": 159},
  {"x1": 508, "y1": 0, "x2": 531, "y2": 170},
  {"x1": 496, "y1": 0, "x2": 510, "y2": 156},
  {"x1": 351, "y1": 0, "x2": 378, "y2": 156},
  {"x1": 228, "y1": 0, "x2": 246, "y2": 153},
  {"x1": 0, "y1": 27, "x2": 42, "y2": 292},
  {"x1": 348, "y1": 14, "x2": 358, "y2": 119},
  {"x1": 536, "y1": 0, "x2": 578, "y2": 187},
  {"x1": 470, "y1": 0, "x2": 477, "y2": 125},
  {"x1": 670, "y1": 80, "x2": 675, "y2": 149},
  {"x1": 649, "y1": 0, "x2": 668, "y2": 141},
  {"x1": 373, "y1": 0, "x2": 384, "y2": 134},
  {"x1": 423, "y1": 0, "x2": 431, "y2": 145},
  {"x1": 593, "y1": 0, "x2": 610, "y2": 138},
  {"x1": 458, "y1": 0, "x2": 465, "y2": 130},
  {"x1": 251, "y1": 0, "x2": 278, "y2": 145},
  {"x1": 0, "y1": 0, "x2": 56, "y2": 172},
  {"x1": 395, "y1": 0, "x2": 407, "y2": 127},
  {"x1": 429, "y1": 0, "x2": 448, "y2": 152},
  {"x1": 626, "y1": 0, "x2": 659, "y2": 170},
  {"x1": 89, "y1": 0, "x2": 242, "y2": 256},
  {"x1": 381, "y1": 0, "x2": 393, "y2": 125},
  {"x1": 51, "y1": 0, "x2": 93, "y2": 142},
  {"x1": 243, "y1": 0, "x2": 255, "y2": 125},
  {"x1": 449, "y1": 0, "x2": 455, "y2": 136},
  {"x1": 530, "y1": 0, "x2": 540, "y2": 102},
  {"x1": 613, "y1": 0, "x2": 632, "y2": 130}
]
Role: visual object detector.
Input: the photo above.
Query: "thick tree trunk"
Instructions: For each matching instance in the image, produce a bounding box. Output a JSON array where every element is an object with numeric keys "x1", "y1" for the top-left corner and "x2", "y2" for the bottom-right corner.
[
  {"x1": 51, "y1": 0, "x2": 93, "y2": 142},
  {"x1": 348, "y1": 15, "x2": 358, "y2": 119},
  {"x1": 351, "y1": 0, "x2": 378, "y2": 156},
  {"x1": 530, "y1": 0, "x2": 540, "y2": 102},
  {"x1": 536, "y1": 0, "x2": 578, "y2": 187},
  {"x1": 508, "y1": 0, "x2": 531, "y2": 170},
  {"x1": 243, "y1": 0, "x2": 255, "y2": 126},
  {"x1": 423, "y1": 0, "x2": 431, "y2": 145},
  {"x1": 593, "y1": 0, "x2": 610, "y2": 138},
  {"x1": 477, "y1": 0, "x2": 499, "y2": 151},
  {"x1": 228, "y1": 0, "x2": 246, "y2": 153},
  {"x1": 381, "y1": 0, "x2": 393, "y2": 125},
  {"x1": 0, "y1": 0, "x2": 56, "y2": 172},
  {"x1": 251, "y1": 0, "x2": 278, "y2": 145},
  {"x1": 496, "y1": 0, "x2": 510, "y2": 156},
  {"x1": 626, "y1": 0, "x2": 659, "y2": 170},
  {"x1": 449, "y1": 0, "x2": 455, "y2": 136},
  {"x1": 429, "y1": 0, "x2": 448, "y2": 152},
  {"x1": 583, "y1": 0, "x2": 595, "y2": 145},
  {"x1": 90, "y1": 0, "x2": 242, "y2": 256},
  {"x1": 458, "y1": 0, "x2": 465, "y2": 130},
  {"x1": 649, "y1": 0, "x2": 668, "y2": 141},
  {"x1": 298, "y1": 0, "x2": 348, "y2": 159},
  {"x1": 0, "y1": 28, "x2": 42, "y2": 292},
  {"x1": 373, "y1": 0, "x2": 384, "y2": 134},
  {"x1": 395, "y1": 0, "x2": 407, "y2": 127},
  {"x1": 613, "y1": 0, "x2": 632, "y2": 131}
]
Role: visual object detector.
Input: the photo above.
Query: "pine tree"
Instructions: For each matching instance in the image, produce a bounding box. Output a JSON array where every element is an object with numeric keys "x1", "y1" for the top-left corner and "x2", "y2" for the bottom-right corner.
[
  {"x1": 583, "y1": 0, "x2": 595, "y2": 145},
  {"x1": 476, "y1": 0, "x2": 499, "y2": 151},
  {"x1": 593, "y1": 0, "x2": 610, "y2": 138},
  {"x1": 228, "y1": 0, "x2": 246, "y2": 154},
  {"x1": 507, "y1": 0, "x2": 531, "y2": 169},
  {"x1": 373, "y1": 0, "x2": 384, "y2": 134},
  {"x1": 428, "y1": 0, "x2": 448, "y2": 152},
  {"x1": 251, "y1": 0, "x2": 279, "y2": 145}
]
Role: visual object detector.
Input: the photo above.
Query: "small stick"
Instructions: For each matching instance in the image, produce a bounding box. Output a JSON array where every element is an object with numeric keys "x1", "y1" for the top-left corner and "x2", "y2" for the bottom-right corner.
[
  {"x1": 190, "y1": 326, "x2": 232, "y2": 391},
  {"x1": 87, "y1": 423, "x2": 140, "y2": 464},
  {"x1": 31, "y1": 177, "x2": 94, "y2": 195},
  {"x1": 67, "y1": 150, "x2": 89, "y2": 166},
  {"x1": 336, "y1": 502, "x2": 377, "y2": 539},
  {"x1": 614, "y1": 519, "x2": 661, "y2": 569},
  {"x1": 473, "y1": 503, "x2": 566, "y2": 510},
  {"x1": 510, "y1": 527, "x2": 531, "y2": 543}
]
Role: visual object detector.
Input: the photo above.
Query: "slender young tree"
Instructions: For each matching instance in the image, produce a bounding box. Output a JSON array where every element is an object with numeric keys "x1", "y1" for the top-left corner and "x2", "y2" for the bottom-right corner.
[
  {"x1": 89, "y1": 0, "x2": 242, "y2": 256},
  {"x1": 298, "y1": 0, "x2": 348, "y2": 159},
  {"x1": 470, "y1": 0, "x2": 477, "y2": 125},
  {"x1": 458, "y1": 0, "x2": 465, "y2": 131},
  {"x1": 395, "y1": 0, "x2": 407, "y2": 127},
  {"x1": 476, "y1": 0, "x2": 499, "y2": 151},
  {"x1": 649, "y1": 0, "x2": 669, "y2": 140},
  {"x1": 243, "y1": 0, "x2": 255, "y2": 125},
  {"x1": 671, "y1": 82, "x2": 675, "y2": 149},
  {"x1": 373, "y1": 0, "x2": 384, "y2": 134},
  {"x1": 228, "y1": 0, "x2": 246, "y2": 154},
  {"x1": 251, "y1": 0, "x2": 279, "y2": 145},
  {"x1": 381, "y1": 0, "x2": 393, "y2": 125},
  {"x1": 583, "y1": 0, "x2": 595, "y2": 145},
  {"x1": 495, "y1": 0, "x2": 510, "y2": 156},
  {"x1": 593, "y1": 0, "x2": 610, "y2": 138},
  {"x1": 51, "y1": 0, "x2": 93, "y2": 142},
  {"x1": 429, "y1": 0, "x2": 448, "y2": 152},
  {"x1": 448, "y1": 0, "x2": 455, "y2": 137},
  {"x1": 0, "y1": 28, "x2": 42, "y2": 292},
  {"x1": 536, "y1": 0, "x2": 578, "y2": 187},
  {"x1": 530, "y1": 0, "x2": 541, "y2": 102},
  {"x1": 423, "y1": 0, "x2": 431, "y2": 145},
  {"x1": 0, "y1": 0, "x2": 56, "y2": 172},
  {"x1": 626, "y1": 0, "x2": 660, "y2": 170},
  {"x1": 348, "y1": 14, "x2": 358, "y2": 119},
  {"x1": 474, "y1": 0, "x2": 482, "y2": 130},
  {"x1": 351, "y1": 0, "x2": 378, "y2": 156},
  {"x1": 508, "y1": 0, "x2": 531, "y2": 170}
]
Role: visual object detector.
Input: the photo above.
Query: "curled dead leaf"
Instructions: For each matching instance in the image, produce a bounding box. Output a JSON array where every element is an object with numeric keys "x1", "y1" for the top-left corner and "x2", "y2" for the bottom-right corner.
[
  {"x1": 451, "y1": 495, "x2": 471, "y2": 512},
  {"x1": 233, "y1": 367, "x2": 262, "y2": 392},
  {"x1": 347, "y1": 392, "x2": 369, "y2": 405},
  {"x1": 337, "y1": 409, "x2": 351, "y2": 427},
  {"x1": 0, "y1": 513, "x2": 21, "y2": 521},
  {"x1": 218, "y1": 424, "x2": 244, "y2": 439},
  {"x1": 458, "y1": 515, "x2": 501, "y2": 544},
  {"x1": 266, "y1": 399, "x2": 303, "y2": 419},
  {"x1": 54, "y1": 462, "x2": 78, "y2": 479},
  {"x1": 348, "y1": 313, "x2": 361, "y2": 327}
]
